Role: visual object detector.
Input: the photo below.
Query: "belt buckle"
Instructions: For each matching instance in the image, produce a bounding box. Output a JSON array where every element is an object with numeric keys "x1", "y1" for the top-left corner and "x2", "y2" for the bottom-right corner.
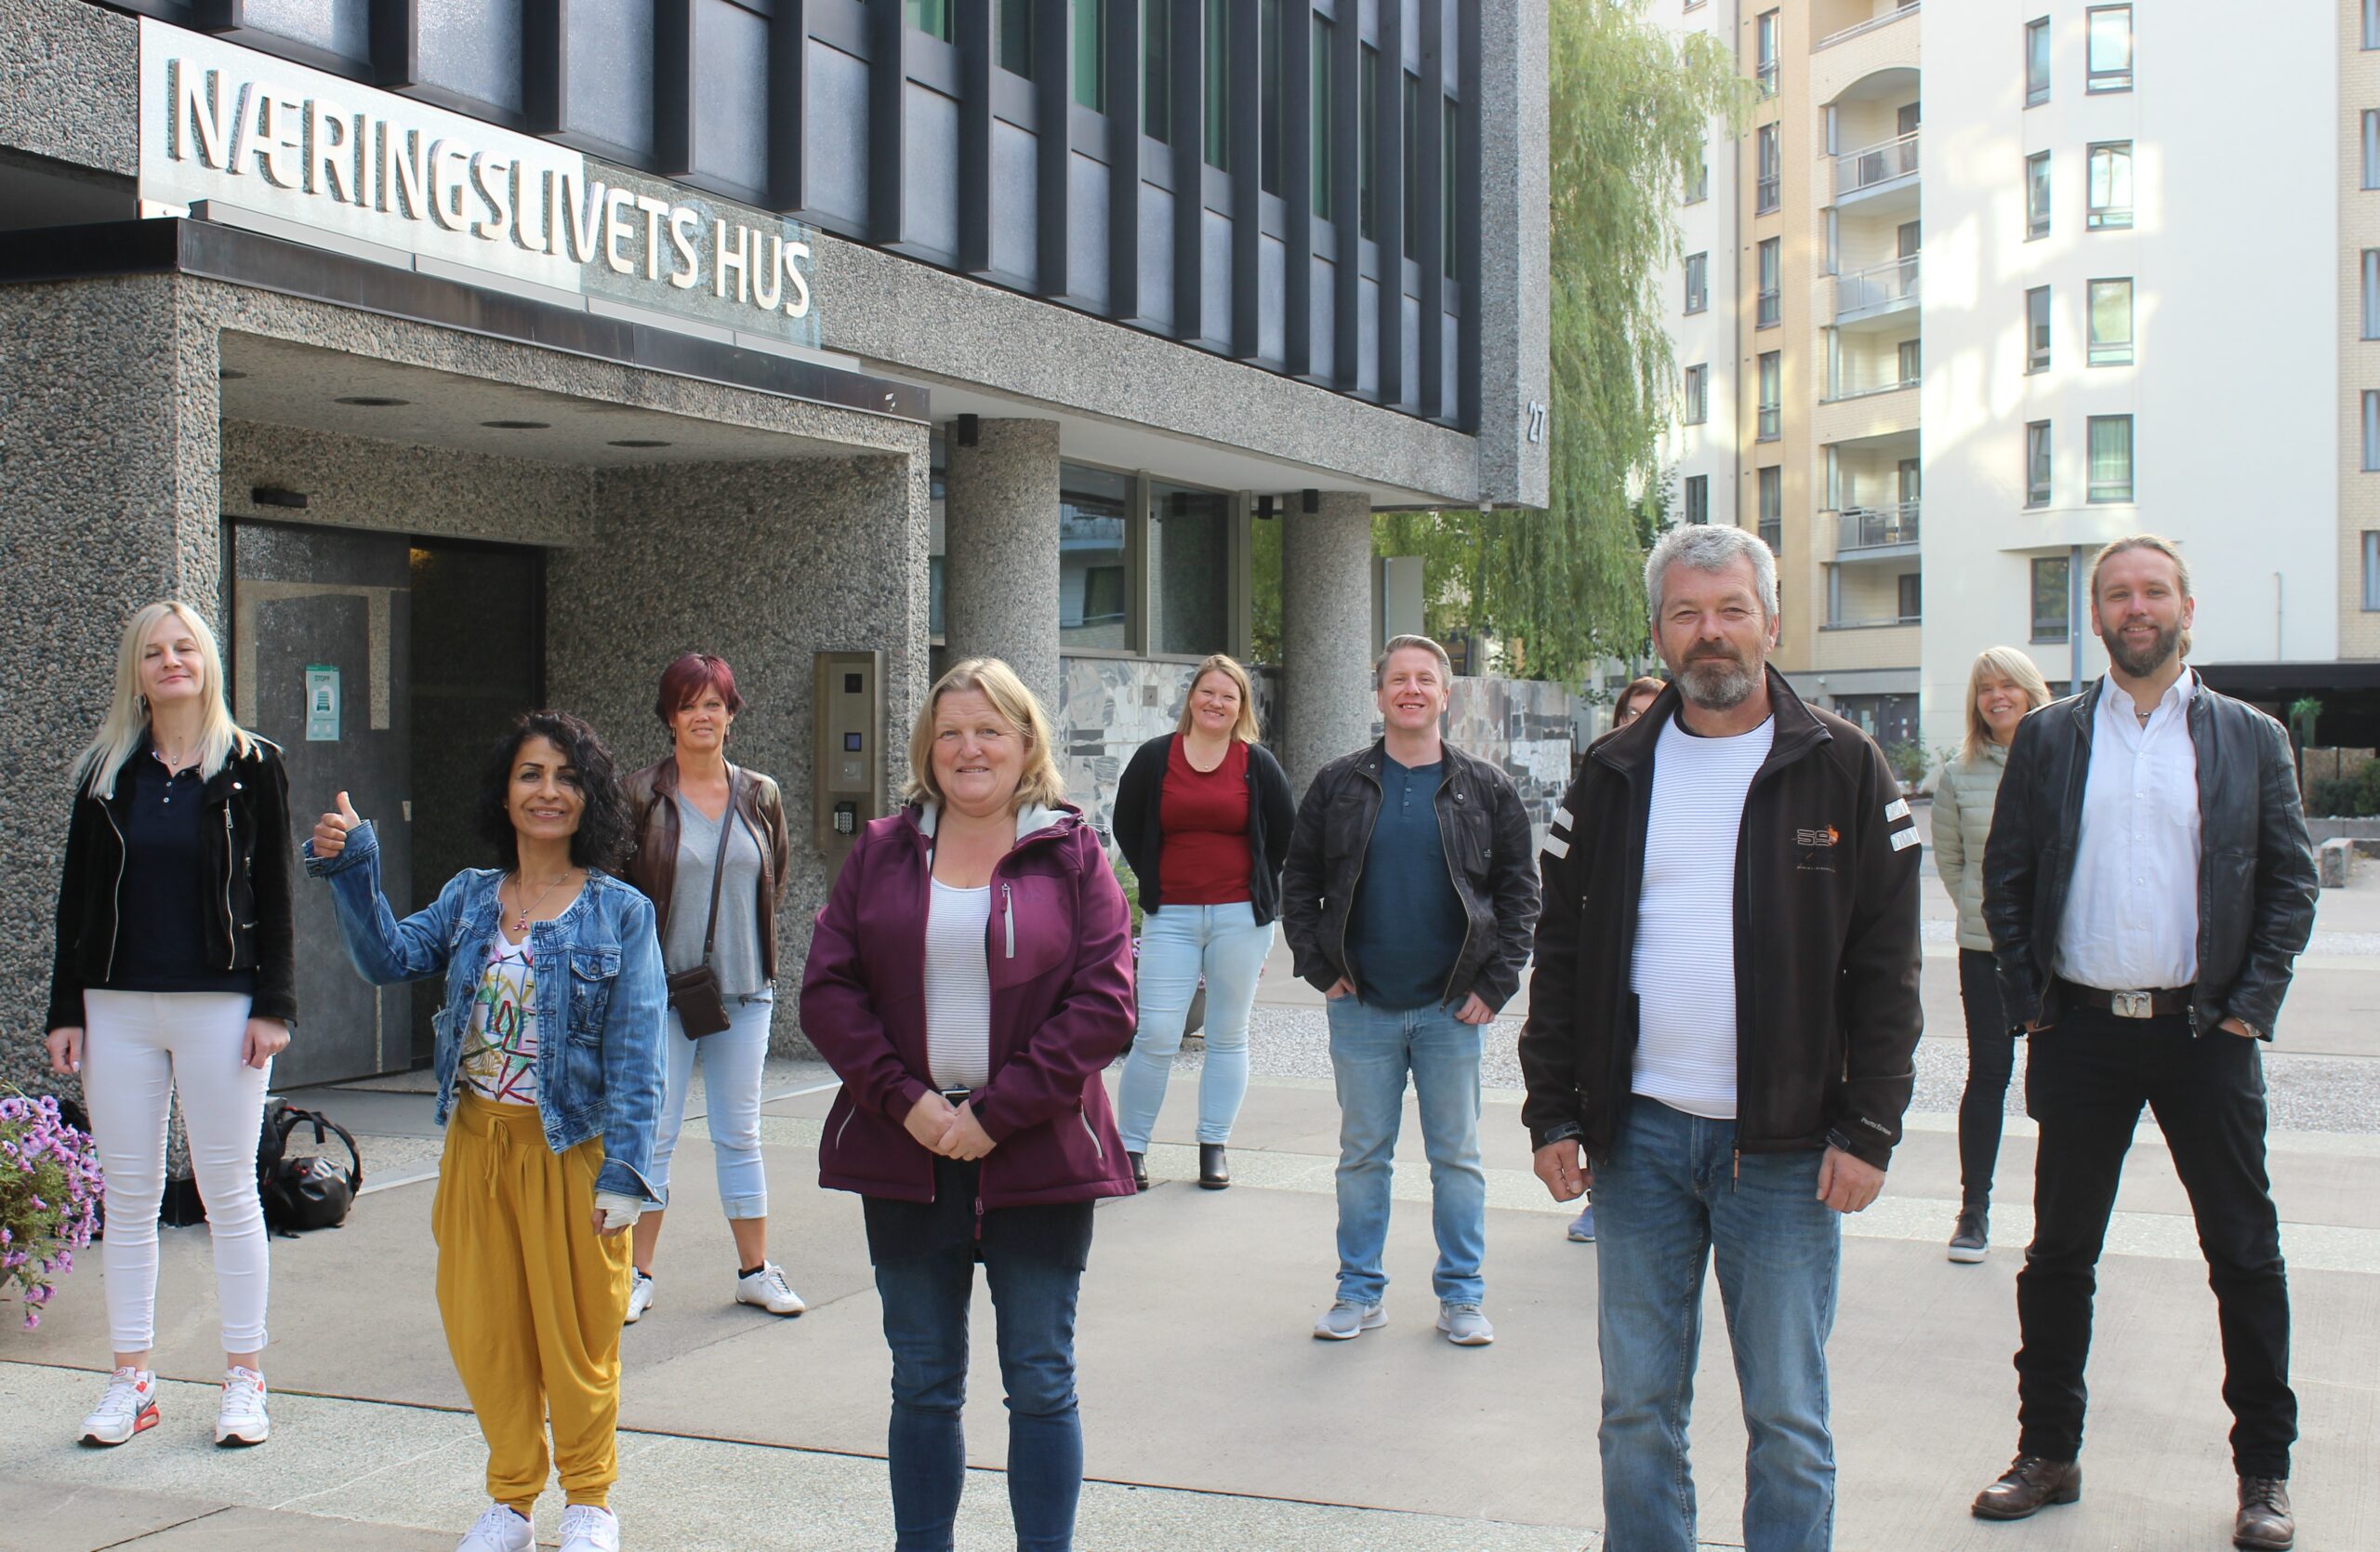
[{"x1": 2110, "y1": 989, "x2": 2153, "y2": 1019}]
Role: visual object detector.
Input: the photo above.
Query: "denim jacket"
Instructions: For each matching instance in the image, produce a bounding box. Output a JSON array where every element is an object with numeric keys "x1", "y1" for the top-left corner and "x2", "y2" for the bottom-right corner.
[{"x1": 305, "y1": 821, "x2": 668, "y2": 1201}]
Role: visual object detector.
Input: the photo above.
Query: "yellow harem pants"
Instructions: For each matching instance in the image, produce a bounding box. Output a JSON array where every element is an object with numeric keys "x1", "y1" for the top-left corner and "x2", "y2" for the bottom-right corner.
[{"x1": 433, "y1": 1093, "x2": 634, "y2": 1514}]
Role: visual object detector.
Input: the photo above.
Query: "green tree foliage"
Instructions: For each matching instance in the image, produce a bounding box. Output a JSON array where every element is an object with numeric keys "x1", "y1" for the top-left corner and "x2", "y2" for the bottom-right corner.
[{"x1": 1377, "y1": 1, "x2": 1743, "y2": 680}]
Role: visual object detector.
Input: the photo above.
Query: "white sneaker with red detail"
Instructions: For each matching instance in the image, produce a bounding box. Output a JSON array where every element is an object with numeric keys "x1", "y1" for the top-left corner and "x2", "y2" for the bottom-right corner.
[
  {"x1": 215, "y1": 1365, "x2": 270, "y2": 1445},
  {"x1": 78, "y1": 1367, "x2": 161, "y2": 1446},
  {"x1": 454, "y1": 1503, "x2": 533, "y2": 1552},
  {"x1": 559, "y1": 1504, "x2": 622, "y2": 1552}
]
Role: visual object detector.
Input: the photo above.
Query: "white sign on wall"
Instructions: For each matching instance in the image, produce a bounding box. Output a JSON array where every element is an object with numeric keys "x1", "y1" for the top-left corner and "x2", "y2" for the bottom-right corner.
[{"x1": 137, "y1": 20, "x2": 822, "y2": 345}]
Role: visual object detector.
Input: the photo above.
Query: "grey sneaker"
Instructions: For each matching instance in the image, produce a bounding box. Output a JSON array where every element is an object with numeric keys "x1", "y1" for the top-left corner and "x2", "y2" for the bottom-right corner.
[
  {"x1": 1949, "y1": 1207, "x2": 1989, "y2": 1265},
  {"x1": 1437, "y1": 1303, "x2": 1495, "y2": 1346},
  {"x1": 1313, "y1": 1299, "x2": 1387, "y2": 1340},
  {"x1": 1567, "y1": 1202, "x2": 1596, "y2": 1242}
]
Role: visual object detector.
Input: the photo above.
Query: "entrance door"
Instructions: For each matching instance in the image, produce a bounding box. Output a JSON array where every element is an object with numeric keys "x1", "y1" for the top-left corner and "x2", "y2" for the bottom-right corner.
[{"x1": 230, "y1": 523, "x2": 414, "y2": 1087}]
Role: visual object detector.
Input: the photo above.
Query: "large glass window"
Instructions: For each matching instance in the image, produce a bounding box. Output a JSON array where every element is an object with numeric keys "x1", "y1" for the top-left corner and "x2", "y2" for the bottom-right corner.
[
  {"x1": 1442, "y1": 101, "x2": 1459, "y2": 277},
  {"x1": 1203, "y1": 0, "x2": 1229, "y2": 169},
  {"x1": 1259, "y1": 0, "x2": 1282, "y2": 193},
  {"x1": 908, "y1": 0, "x2": 953, "y2": 41},
  {"x1": 1685, "y1": 474, "x2": 1709, "y2": 525},
  {"x1": 1686, "y1": 139, "x2": 1708, "y2": 204},
  {"x1": 1897, "y1": 337, "x2": 1922, "y2": 384},
  {"x1": 2369, "y1": 0, "x2": 2380, "y2": 49},
  {"x1": 2087, "y1": 415, "x2": 2134, "y2": 503},
  {"x1": 2026, "y1": 419, "x2": 2052, "y2": 506},
  {"x1": 1000, "y1": 0, "x2": 1033, "y2": 75},
  {"x1": 1684, "y1": 363, "x2": 1708, "y2": 424},
  {"x1": 2366, "y1": 533, "x2": 2380, "y2": 612},
  {"x1": 1073, "y1": 0, "x2": 1106, "y2": 111},
  {"x1": 2025, "y1": 17, "x2": 2050, "y2": 105},
  {"x1": 2026, "y1": 152, "x2": 2051, "y2": 239},
  {"x1": 1755, "y1": 125, "x2": 1779, "y2": 213},
  {"x1": 1756, "y1": 237, "x2": 1779, "y2": 327},
  {"x1": 1757, "y1": 465, "x2": 1781, "y2": 553},
  {"x1": 2088, "y1": 279, "x2": 2134, "y2": 365},
  {"x1": 2366, "y1": 111, "x2": 2380, "y2": 191},
  {"x1": 1310, "y1": 16, "x2": 1332, "y2": 218},
  {"x1": 1685, "y1": 251, "x2": 1709, "y2": 313},
  {"x1": 1897, "y1": 572, "x2": 1922, "y2": 623},
  {"x1": 1403, "y1": 73, "x2": 1421, "y2": 251},
  {"x1": 1756, "y1": 10, "x2": 1778, "y2": 97},
  {"x1": 1358, "y1": 45, "x2": 1379, "y2": 240},
  {"x1": 2086, "y1": 141, "x2": 2132, "y2": 229},
  {"x1": 1149, "y1": 483, "x2": 1232, "y2": 656},
  {"x1": 1059, "y1": 465, "x2": 1132, "y2": 650},
  {"x1": 2364, "y1": 391, "x2": 2380, "y2": 471},
  {"x1": 2026, "y1": 285, "x2": 2051, "y2": 373},
  {"x1": 2366, "y1": 250, "x2": 2380, "y2": 338},
  {"x1": 2031, "y1": 556, "x2": 2069, "y2": 642},
  {"x1": 2085, "y1": 6, "x2": 2132, "y2": 92},
  {"x1": 1144, "y1": 0, "x2": 1170, "y2": 142},
  {"x1": 1756, "y1": 352, "x2": 1780, "y2": 441}
]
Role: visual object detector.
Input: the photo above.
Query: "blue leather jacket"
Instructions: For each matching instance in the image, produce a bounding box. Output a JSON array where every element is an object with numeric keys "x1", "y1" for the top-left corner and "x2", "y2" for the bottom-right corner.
[{"x1": 306, "y1": 821, "x2": 668, "y2": 1201}]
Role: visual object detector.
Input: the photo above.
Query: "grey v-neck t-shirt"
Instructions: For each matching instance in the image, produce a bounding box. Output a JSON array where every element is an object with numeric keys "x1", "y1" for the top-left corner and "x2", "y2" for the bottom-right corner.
[{"x1": 664, "y1": 794, "x2": 769, "y2": 998}]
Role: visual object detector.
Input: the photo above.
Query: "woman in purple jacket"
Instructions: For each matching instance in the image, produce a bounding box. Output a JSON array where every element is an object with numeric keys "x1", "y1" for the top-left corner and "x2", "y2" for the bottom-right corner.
[{"x1": 801, "y1": 657, "x2": 1135, "y2": 1552}]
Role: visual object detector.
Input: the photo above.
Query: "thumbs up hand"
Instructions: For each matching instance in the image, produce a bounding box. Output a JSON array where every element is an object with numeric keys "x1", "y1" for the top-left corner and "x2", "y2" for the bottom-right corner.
[{"x1": 311, "y1": 790, "x2": 364, "y2": 858}]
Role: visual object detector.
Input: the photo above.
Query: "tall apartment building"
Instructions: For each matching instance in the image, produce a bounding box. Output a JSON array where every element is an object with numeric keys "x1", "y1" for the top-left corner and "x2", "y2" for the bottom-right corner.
[{"x1": 1659, "y1": 0, "x2": 2361, "y2": 755}]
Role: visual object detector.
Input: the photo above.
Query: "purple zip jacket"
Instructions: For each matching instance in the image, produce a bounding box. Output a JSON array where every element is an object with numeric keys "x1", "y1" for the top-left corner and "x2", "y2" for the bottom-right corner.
[{"x1": 800, "y1": 799, "x2": 1138, "y2": 1207}]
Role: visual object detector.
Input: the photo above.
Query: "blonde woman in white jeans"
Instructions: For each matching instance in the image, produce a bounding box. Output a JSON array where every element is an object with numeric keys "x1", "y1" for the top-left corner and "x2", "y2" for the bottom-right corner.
[{"x1": 44, "y1": 602, "x2": 295, "y2": 1449}]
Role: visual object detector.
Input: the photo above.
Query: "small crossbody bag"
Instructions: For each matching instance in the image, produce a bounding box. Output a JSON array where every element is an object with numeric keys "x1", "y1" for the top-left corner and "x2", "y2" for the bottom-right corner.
[{"x1": 665, "y1": 793, "x2": 737, "y2": 1039}]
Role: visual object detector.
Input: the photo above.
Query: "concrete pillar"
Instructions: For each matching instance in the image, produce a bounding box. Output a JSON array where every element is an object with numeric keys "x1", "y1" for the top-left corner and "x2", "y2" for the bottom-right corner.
[
  {"x1": 944, "y1": 418, "x2": 1063, "y2": 713},
  {"x1": 1282, "y1": 492, "x2": 1378, "y2": 796}
]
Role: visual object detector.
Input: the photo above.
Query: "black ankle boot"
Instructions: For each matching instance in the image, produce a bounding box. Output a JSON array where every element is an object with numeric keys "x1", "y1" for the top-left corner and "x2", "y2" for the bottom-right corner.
[
  {"x1": 1198, "y1": 1144, "x2": 1230, "y2": 1189},
  {"x1": 1127, "y1": 1151, "x2": 1149, "y2": 1192}
]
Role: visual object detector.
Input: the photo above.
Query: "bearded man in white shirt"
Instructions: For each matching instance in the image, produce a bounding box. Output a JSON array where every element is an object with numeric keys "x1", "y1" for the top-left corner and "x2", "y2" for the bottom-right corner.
[{"x1": 1973, "y1": 535, "x2": 2319, "y2": 1552}]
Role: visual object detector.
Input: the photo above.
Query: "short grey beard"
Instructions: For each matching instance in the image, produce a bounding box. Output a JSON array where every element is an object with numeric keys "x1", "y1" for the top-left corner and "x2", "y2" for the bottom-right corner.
[{"x1": 1678, "y1": 658, "x2": 1757, "y2": 710}]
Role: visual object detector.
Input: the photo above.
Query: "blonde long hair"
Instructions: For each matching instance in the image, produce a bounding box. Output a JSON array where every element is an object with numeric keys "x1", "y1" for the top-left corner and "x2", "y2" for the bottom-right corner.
[
  {"x1": 77, "y1": 602, "x2": 258, "y2": 799},
  {"x1": 904, "y1": 657, "x2": 1069, "y2": 811},
  {"x1": 1173, "y1": 654, "x2": 1263, "y2": 743},
  {"x1": 1961, "y1": 645, "x2": 2054, "y2": 765}
]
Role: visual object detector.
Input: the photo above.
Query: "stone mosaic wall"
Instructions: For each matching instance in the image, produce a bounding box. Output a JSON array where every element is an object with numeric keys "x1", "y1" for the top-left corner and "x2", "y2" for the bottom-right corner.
[{"x1": 1445, "y1": 675, "x2": 1579, "y2": 841}]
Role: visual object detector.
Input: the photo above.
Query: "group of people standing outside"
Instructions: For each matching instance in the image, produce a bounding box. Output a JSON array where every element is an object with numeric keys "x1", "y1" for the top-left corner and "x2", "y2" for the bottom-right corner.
[{"x1": 40, "y1": 517, "x2": 2318, "y2": 1552}]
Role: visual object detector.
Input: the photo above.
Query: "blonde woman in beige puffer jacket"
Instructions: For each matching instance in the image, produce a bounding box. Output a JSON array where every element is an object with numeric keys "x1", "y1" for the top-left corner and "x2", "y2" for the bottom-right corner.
[{"x1": 1933, "y1": 646, "x2": 2053, "y2": 1264}]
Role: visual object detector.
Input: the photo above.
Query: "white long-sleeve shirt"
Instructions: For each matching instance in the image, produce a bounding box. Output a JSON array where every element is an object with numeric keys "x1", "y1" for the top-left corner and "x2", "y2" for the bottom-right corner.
[{"x1": 2056, "y1": 670, "x2": 2201, "y2": 991}]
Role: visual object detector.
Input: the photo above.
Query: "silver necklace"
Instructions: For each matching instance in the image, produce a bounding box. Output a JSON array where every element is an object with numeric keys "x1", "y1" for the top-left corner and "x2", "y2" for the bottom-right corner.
[{"x1": 506, "y1": 870, "x2": 575, "y2": 933}]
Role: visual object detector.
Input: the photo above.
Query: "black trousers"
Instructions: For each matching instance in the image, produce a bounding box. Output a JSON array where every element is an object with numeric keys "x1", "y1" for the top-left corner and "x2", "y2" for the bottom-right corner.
[
  {"x1": 1957, "y1": 948, "x2": 2018, "y2": 1209},
  {"x1": 2015, "y1": 1002, "x2": 2296, "y2": 1477}
]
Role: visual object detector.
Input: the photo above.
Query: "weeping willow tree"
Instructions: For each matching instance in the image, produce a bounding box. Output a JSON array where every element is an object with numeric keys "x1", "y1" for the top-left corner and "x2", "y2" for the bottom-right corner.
[{"x1": 1380, "y1": 0, "x2": 1744, "y2": 681}]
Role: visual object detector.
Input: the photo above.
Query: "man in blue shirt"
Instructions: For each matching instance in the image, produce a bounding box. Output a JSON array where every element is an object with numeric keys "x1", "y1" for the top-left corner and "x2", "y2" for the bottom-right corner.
[{"x1": 1281, "y1": 635, "x2": 1540, "y2": 1346}]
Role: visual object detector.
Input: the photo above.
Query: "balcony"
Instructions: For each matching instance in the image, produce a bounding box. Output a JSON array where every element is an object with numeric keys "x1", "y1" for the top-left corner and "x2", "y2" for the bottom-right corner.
[
  {"x1": 1831, "y1": 253, "x2": 1919, "y2": 323},
  {"x1": 1833, "y1": 129, "x2": 1919, "y2": 205},
  {"x1": 1835, "y1": 501, "x2": 1919, "y2": 555},
  {"x1": 1816, "y1": 3, "x2": 1921, "y2": 53}
]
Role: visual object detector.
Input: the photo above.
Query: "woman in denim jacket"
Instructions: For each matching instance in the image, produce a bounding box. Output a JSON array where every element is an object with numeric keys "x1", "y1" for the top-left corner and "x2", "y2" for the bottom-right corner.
[{"x1": 305, "y1": 710, "x2": 665, "y2": 1552}]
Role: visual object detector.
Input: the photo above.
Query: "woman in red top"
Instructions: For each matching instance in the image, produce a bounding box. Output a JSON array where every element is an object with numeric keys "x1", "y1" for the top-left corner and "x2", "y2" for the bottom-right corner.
[{"x1": 1109, "y1": 655, "x2": 1296, "y2": 1191}]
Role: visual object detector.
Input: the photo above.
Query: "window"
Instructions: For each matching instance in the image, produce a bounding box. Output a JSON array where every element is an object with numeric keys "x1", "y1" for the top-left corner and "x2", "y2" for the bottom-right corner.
[
  {"x1": 1898, "y1": 338, "x2": 1922, "y2": 384},
  {"x1": 1144, "y1": 0, "x2": 1170, "y2": 142},
  {"x1": 2367, "y1": 111, "x2": 2380, "y2": 191},
  {"x1": 2366, "y1": 533, "x2": 2380, "y2": 611},
  {"x1": 1755, "y1": 125, "x2": 1780, "y2": 213},
  {"x1": 2024, "y1": 17, "x2": 2050, "y2": 106},
  {"x1": 1685, "y1": 251, "x2": 1708, "y2": 314},
  {"x1": 2031, "y1": 556, "x2": 2070, "y2": 642},
  {"x1": 1684, "y1": 363, "x2": 1709, "y2": 424},
  {"x1": 1073, "y1": 0, "x2": 1106, "y2": 109},
  {"x1": 2085, "y1": 6, "x2": 2132, "y2": 93},
  {"x1": 1757, "y1": 352, "x2": 1781, "y2": 441},
  {"x1": 2026, "y1": 286, "x2": 2051, "y2": 373},
  {"x1": 2026, "y1": 152, "x2": 2051, "y2": 239},
  {"x1": 1059, "y1": 464, "x2": 1132, "y2": 649},
  {"x1": 2369, "y1": 0, "x2": 2380, "y2": 49},
  {"x1": 1000, "y1": 0, "x2": 1033, "y2": 76},
  {"x1": 2088, "y1": 279, "x2": 2134, "y2": 365},
  {"x1": 1442, "y1": 102, "x2": 1459, "y2": 277},
  {"x1": 1756, "y1": 237, "x2": 1780, "y2": 327},
  {"x1": 2026, "y1": 420, "x2": 2052, "y2": 507},
  {"x1": 1686, "y1": 140, "x2": 1709, "y2": 204},
  {"x1": 1309, "y1": 15, "x2": 1331, "y2": 218},
  {"x1": 1897, "y1": 572, "x2": 1922, "y2": 623},
  {"x1": 2366, "y1": 250, "x2": 2380, "y2": 339},
  {"x1": 1150, "y1": 481, "x2": 1232, "y2": 655},
  {"x1": 2364, "y1": 391, "x2": 2380, "y2": 471},
  {"x1": 1259, "y1": 0, "x2": 1282, "y2": 192},
  {"x1": 908, "y1": 0, "x2": 953, "y2": 41},
  {"x1": 2087, "y1": 141, "x2": 2132, "y2": 230},
  {"x1": 2087, "y1": 414, "x2": 2134, "y2": 502},
  {"x1": 1203, "y1": 0, "x2": 1229, "y2": 169},
  {"x1": 1685, "y1": 474, "x2": 1710, "y2": 525},
  {"x1": 1757, "y1": 465, "x2": 1782, "y2": 552},
  {"x1": 1357, "y1": 45, "x2": 1378, "y2": 240},
  {"x1": 1403, "y1": 73, "x2": 1421, "y2": 250},
  {"x1": 1756, "y1": 10, "x2": 1778, "y2": 97}
]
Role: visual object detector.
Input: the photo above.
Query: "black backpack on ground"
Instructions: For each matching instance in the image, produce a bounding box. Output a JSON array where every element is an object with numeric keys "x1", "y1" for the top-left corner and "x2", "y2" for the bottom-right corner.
[{"x1": 257, "y1": 1102, "x2": 363, "y2": 1236}]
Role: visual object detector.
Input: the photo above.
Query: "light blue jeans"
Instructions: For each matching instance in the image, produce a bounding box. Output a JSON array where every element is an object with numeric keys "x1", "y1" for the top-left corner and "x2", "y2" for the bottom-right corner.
[
  {"x1": 650, "y1": 990, "x2": 774, "y2": 1219},
  {"x1": 1324, "y1": 998, "x2": 1487, "y2": 1307},
  {"x1": 1115, "y1": 903, "x2": 1276, "y2": 1152},
  {"x1": 1595, "y1": 1096, "x2": 1840, "y2": 1552}
]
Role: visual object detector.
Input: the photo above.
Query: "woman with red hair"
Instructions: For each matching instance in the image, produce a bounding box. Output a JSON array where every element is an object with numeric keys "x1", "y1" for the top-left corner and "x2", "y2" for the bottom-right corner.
[{"x1": 620, "y1": 652, "x2": 799, "y2": 1323}]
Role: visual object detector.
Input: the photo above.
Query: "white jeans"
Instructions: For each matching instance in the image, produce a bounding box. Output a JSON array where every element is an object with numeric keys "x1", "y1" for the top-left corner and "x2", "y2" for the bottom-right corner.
[{"x1": 81, "y1": 990, "x2": 272, "y2": 1353}]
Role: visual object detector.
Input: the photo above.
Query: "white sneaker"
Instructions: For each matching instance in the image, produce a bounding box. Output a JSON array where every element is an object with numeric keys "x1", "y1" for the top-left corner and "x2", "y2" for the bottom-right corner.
[
  {"x1": 623, "y1": 1269, "x2": 655, "y2": 1325},
  {"x1": 214, "y1": 1365, "x2": 270, "y2": 1445},
  {"x1": 735, "y1": 1261, "x2": 806, "y2": 1316},
  {"x1": 78, "y1": 1367, "x2": 160, "y2": 1446},
  {"x1": 455, "y1": 1503, "x2": 534, "y2": 1552},
  {"x1": 560, "y1": 1504, "x2": 622, "y2": 1552}
]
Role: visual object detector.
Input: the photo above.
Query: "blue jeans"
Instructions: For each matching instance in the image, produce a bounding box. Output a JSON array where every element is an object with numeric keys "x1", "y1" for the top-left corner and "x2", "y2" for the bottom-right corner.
[
  {"x1": 875, "y1": 1231, "x2": 1086, "y2": 1551},
  {"x1": 1595, "y1": 1097, "x2": 1840, "y2": 1552},
  {"x1": 649, "y1": 992, "x2": 772, "y2": 1219},
  {"x1": 1115, "y1": 903, "x2": 1275, "y2": 1151},
  {"x1": 1325, "y1": 998, "x2": 1487, "y2": 1307}
]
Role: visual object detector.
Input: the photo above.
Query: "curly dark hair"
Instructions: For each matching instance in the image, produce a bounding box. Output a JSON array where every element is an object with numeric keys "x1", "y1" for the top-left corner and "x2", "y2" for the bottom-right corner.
[{"x1": 474, "y1": 710, "x2": 635, "y2": 875}]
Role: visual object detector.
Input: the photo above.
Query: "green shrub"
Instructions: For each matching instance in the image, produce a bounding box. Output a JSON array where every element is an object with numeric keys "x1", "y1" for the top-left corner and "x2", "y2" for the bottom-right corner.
[{"x1": 2308, "y1": 777, "x2": 2373, "y2": 819}]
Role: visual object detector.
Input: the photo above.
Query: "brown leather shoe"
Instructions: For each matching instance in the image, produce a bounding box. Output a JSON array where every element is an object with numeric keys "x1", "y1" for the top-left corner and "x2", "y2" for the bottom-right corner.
[
  {"x1": 2234, "y1": 1477, "x2": 2294, "y2": 1550},
  {"x1": 1971, "y1": 1455, "x2": 2082, "y2": 1520}
]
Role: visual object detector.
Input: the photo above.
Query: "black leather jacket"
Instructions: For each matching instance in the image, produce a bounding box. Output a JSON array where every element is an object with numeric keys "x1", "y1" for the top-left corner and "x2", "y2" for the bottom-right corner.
[
  {"x1": 1279, "y1": 739, "x2": 1540, "y2": 1012},
  {"x1": 1982, "y1": 676, "x2": 2319, "y2": 1039},
  {"x1": 47, "y1": 737, "x2": 298, "y2": 1030}
]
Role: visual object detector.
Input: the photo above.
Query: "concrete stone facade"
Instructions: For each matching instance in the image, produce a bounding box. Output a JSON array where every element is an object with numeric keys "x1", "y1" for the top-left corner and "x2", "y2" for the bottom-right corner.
[
  {"x1": 0, "y1": 0, "x2": 135, "y2": 179},
  {"x1": 1474, "y1": 0, "x2": 1554, "y2": 511},
  {"x1": 1280, "y1": 493, "x2": 1382, "y2": 796},
  {"x1": 943, "y1": 418, "x2": 1063, "y2": 712}
]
